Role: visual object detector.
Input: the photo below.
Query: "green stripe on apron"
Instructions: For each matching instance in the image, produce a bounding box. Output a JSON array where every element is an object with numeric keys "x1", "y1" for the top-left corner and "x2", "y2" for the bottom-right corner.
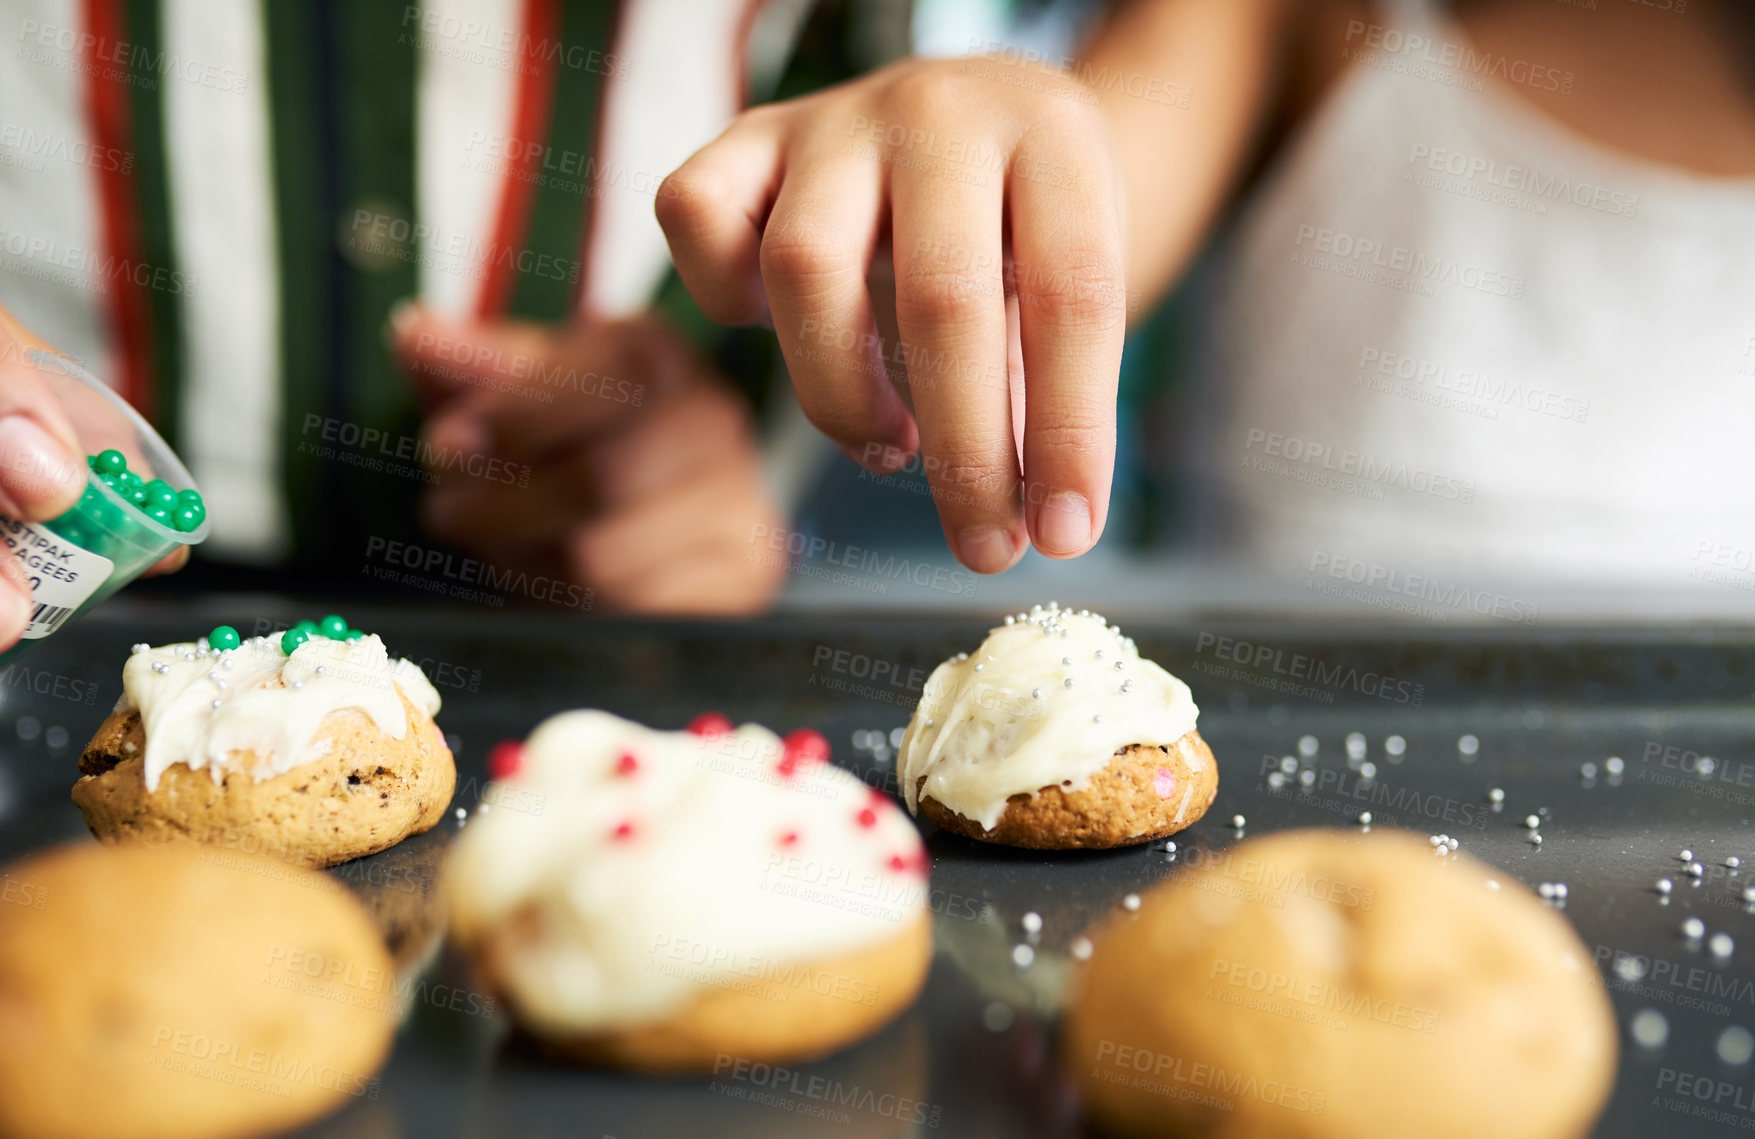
[
  {"x1": 505, "y1": 0, "x2": 615, "y2": 322},
  {"x1": 123, "y1": 0, "x2": 182, "y2": 446}
]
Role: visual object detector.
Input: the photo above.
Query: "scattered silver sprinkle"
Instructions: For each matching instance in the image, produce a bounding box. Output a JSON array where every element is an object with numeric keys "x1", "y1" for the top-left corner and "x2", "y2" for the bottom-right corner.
[
  {"x1": 183, "y1": 653, "x2": 196, "y2": 662},
  {"x1": 1712, "y1": 932, "x2": 1736, "y2": 959},
  {"x1": 1538, "y1": 883, "x2": 1557, "y2": 899},
  {"x1": 1605, "y1": 756, "x2": 1625, "y2": 775},
  {"x1": 1682, "y1": 848, "x2": 1695, "y2": 862},
  {"x1": 130, "y1": 642, "x2": 149, "y2": 654},
  {"x1": 1070, "y1": 936, "x2": 1094, "y2": 961},
  {"x1": 1385, "y1": 735, "x2": 1406, "y2": 757},
  {"x1": 290, "y1": 680, "x2": 303, "y2": 690},
  {"x1": 1231, "y1": 814, "x2": 1246, "y2": 829},
  {"x1": 315, "y1": 665, "x2": 328, "y2": 676},
  {"x1": 1268, "y1": 772, "x2": 1287, "y2": 789},
  {"x1": 1119, "y1": 680, "x2": 1132, "y2": 694},
  {"x1": 1360, "y1": 762, "x2": 1377, "y2": 779},
  {"x1": 1094, "y1": 649, "x2": 1104, "y2": 660},
  {"x1": 1721, "y1": 1026, "x2": 1755, "y2": 1066},
  {"x1": 1345, "y1": 732, "x2": 1366, "y2": 759},
  {"x1": 1689, "y1": 862, "x2": 1706, "y2": 879},
  {"x1": 151, "y1": 662, "x2": 168, "y2": 674},
  {"x1": 1702, "y1": 757, "x2": 1720, "y2": 776},
  {"x1": 1524, "y1": 815, "x2": 1541, "y2": 829},
  {"x1": 1630, "y1": 1008, "x2": 1669, "y2": 1049},
  {"x1": 45, "y1": 726, "x2": 68, "y2": 750},
  {"x1": 1061, "y1": 656, "x2": 1071, "y2": 667},
  {"x1": 1448, "y1": 837, "x2": 1460, "y2": 850},
  {"x1": 1021, "y1": 911, "x2": 1043, "y2": 934},
  {"x1": 1063, "y1": 678, "x2": 1074, "y2": 688},
  {"x1": 1011, "y1": 944, "x2": 1035, "y2": 968},
  {"x1": 1529, "y1": 833, "x2": 1543, "y2": 845},
  {"x1": 1580, "y1": 762, "x2": 1598, "y2": 779},
  {"x1": 1298, "y1": 769, "x2": 1316, "y2": 787},
  {"x1": 477, "y1": 803, "x2": 492, "y2": 815},
  {"x1": 1730, "y1": 857, "x2": 1744, "y2": 870},
  {"x1": 1657, "y1": 878, "x2": 1674, "y2": 894},
  {"x1": 1457, "y1": 734, "x2": 1480, "y2": 756},
  {"x1": 1163, "y1": 840, "x2": 1177, "y2": 853},
  {"x1": 1297, "y1": 735, "x2": 1319, "y2": 757},
  {"x1": 210, "y1": 699, "x2": 221, "y2": 710},
  {"x1": 207, "y1": 671, "x2": 221, "y2": 683},
  {"x1": 973, "y1": 663, "x2": 984, "y2": 672},
  {"x1": 1743, "y1": 885, "x2": 1755, "y2": 904},
  {"x1": 221, "y1": 656, "x2": 235, "y2": 669},
  {"x1": 1488, "y1": 788, "x2": 1505, "y2": 803},
  {"x1": 1113, "y1": 660, "x2": 1125, "y2": 670},
  {"x1": 1031, "y1": 688, "x2": 1043, "y2": 700},
  {"x1": 1358, "y1": 811, "x2": 1373, "y2": 825},
  {"x1": 1683, "y1": 917, "x2": 1706, "y2": 940},
  {"x1": 1615, "y1": 954, "x2": 1647, "y2": 982},
  {"x1": 1122, "y1": 893, "x2": 1142, "y2": 912},
  {"x1": 1279, "y1": 756, "x2": 1298, "y2": 775},
  {"x1": 982, "y1": 1002, "x2": 1015, "y2": 1032},
  {"x1": 1430, "y1": 835, "x2": 1444, "y2": 847},
  {"x1": 1004, "y1": 615, "x2": 1015, "y2": 625},
  {"x1": 454, "y1": 807, "x2": 468, "y2": 821},
  {"x1": 1092, "y1": 714, "x2": 1103, "y2": 725}
]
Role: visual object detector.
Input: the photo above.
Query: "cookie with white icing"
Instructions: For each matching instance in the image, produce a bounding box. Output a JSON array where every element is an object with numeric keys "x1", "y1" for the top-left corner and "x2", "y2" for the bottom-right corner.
[
  {"x1": 447, "y1": 710, "x2": 932, "y2": 1072},
  {"x1": 72, "y1": 624, "x2": 455, "y2": 868},
  {"x1": 897, "y1": 604, "x2": 1217, "y2": 849}
]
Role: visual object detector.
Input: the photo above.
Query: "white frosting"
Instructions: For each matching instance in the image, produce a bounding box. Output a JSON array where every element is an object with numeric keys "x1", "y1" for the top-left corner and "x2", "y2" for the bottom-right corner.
[
  {"x1": 447, "y1": 711, "x2": 928, "y2": 1035},
  {"x1": 121, "y1": 634, "x2": 443, "y2": 792},
  {"x1": 897, "y1": 604, "x2": 1202, "y2": 830}
]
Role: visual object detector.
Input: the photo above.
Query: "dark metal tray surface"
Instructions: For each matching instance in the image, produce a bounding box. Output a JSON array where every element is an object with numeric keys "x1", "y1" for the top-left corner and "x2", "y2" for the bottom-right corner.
[{"x1": 4, "y1": 604, "x2": 1755, "y2": 1138}]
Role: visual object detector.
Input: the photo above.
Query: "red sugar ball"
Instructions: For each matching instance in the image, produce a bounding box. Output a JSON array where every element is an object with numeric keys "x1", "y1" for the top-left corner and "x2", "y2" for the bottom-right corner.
[
  {"x1": 487, "y1": 740, "x2": 525, "y2": 780},
  {"x1": 688, "y1": 712, "x2": 733, "y2": 738}
]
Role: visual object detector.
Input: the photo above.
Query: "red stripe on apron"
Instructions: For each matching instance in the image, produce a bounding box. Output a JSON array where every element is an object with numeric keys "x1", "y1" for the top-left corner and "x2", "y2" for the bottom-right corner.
[
  {"x1": 80, "y1": 0, "x2": 156, "y2": 418},
  {"x1": 475, "y1": 0, "x2": 562, "y2": 320}
]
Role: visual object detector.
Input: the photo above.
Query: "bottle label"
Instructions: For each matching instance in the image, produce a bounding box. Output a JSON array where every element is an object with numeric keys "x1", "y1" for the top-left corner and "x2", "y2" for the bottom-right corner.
[{"x1": 0, "y1": 518, "x2": 114, "y2": 639}]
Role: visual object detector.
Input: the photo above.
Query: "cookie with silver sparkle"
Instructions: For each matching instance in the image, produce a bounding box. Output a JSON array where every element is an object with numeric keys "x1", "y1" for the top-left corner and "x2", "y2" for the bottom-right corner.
[
  {"x1": 71, "y1": 617, "x2": 455, "y2": 867},
  {"x1": 1063, "y1": 828, "x2": 1616, "y2": 1139},
  {"x1": 895, "y1": 603, "x2": 1217, "y2": 849},
  {"x1": 447, "y1": 710, "x2": 931, "y2": 1072}
]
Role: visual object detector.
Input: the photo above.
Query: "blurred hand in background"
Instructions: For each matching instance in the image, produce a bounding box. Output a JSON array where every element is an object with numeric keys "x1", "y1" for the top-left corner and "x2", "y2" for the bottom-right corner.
[{"x1": 391, "y1": 307, "x2": 786, "y2": 615}]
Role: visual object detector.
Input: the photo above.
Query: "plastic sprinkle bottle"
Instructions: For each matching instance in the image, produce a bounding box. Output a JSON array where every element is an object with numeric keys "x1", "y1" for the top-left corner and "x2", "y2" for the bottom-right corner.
[{"x1": 0, "y1": 353, "x2": 207, "y2": 657}]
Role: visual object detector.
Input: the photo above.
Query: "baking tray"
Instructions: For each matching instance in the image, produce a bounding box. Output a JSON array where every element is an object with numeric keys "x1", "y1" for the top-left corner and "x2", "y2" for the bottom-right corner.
[{"x1": 5, "y1": 604, "x2": 1755, "y2": 1138}]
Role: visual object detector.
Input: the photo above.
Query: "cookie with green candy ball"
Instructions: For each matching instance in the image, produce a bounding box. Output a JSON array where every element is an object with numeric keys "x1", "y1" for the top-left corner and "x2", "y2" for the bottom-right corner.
[{"x1": 71, "y1": 617, "x2": 455, "y2": 868}]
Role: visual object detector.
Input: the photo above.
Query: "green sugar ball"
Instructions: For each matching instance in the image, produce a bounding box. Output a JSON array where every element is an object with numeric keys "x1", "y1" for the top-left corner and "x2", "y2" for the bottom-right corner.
[
  {"x1": 208, "y1": 625, "x2": 240, "y2": 651},
  {"x1": 318, "y1": 614, "x2": 348, "y2": 639},
  {"x1": 292, "y1": 619, "x2": 318, "y2": 637},
  {"x1": 94, "y1": 449, "x2": 127, "y2": 476},
  {"x1": 177, "y1": 488, "x2": 204, "y2": 510},
  {"x1": 171, "y1": 505, "x2": 203, "y2": 533},
  {"x1": 117, "y1": 469, "x2": 142, "y2": 491},
  {"x1": 144, "y1": 505, "x2": 173, "y2": 526},
  {"x1": 143, "y1": 479, "x2": 178, "y2": 511},
  {"x1": 281, "y1": 627, "x2": 309, "y2": 654}
]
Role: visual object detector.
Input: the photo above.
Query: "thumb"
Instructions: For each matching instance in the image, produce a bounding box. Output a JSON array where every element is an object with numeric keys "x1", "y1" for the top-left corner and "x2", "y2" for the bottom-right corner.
[{"x1": 0, "y1": 337, "x2": 89, "y2": 521}]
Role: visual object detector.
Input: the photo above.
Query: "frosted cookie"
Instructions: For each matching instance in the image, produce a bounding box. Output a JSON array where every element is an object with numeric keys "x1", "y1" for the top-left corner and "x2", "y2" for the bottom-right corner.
[
  {"x1": 0, "y1": 842, "x2": 395, "y2": 1139},
  {"x1": 448, "y1": 710, "x2": 932, "y2": 1072},
  {"x1": 1063, "y1": 829, "x2": 1616, "y2": 1139},
  {"x1": 73, "y1": 618, "x2": 455, "y2": 868},
  {"x1": 897, "y1": 603, "x2": 1216, "y2": 849}
]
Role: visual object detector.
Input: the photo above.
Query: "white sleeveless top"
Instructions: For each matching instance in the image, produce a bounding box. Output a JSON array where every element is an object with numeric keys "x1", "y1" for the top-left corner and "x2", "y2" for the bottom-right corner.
[{"x1": 1197, "y1": 0, "x2": 1755, "y2": 595}]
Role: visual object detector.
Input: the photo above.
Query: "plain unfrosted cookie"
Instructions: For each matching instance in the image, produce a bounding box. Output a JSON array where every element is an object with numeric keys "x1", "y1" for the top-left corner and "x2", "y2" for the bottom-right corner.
[
  {"x1": 1063, "y1": 828, "x2": 1616, "y2": 1139},
  {"x1": 450, "y1": 710, "x2": 933, "y2": 1072},
  {"x1": 899, "y1": 604, "x2": 1216, "y2": 849},
  {"x1": 72, "y1": 629, "x2": 455, "y2": 868},
  {"x1": 0, "y1": 842, "x2": 396, "y2": 1139}
]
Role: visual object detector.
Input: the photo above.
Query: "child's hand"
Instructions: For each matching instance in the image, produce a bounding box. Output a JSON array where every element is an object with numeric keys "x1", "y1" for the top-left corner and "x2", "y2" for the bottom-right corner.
[{"x1": 657, "y1": 57, "x2": 1126, "y2": 572}]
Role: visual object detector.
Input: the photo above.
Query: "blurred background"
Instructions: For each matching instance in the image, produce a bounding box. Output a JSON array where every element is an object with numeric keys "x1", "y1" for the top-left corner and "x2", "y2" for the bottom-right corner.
[{"x1": 3, "y1": 0, "x2": 1752, "y2": 623}]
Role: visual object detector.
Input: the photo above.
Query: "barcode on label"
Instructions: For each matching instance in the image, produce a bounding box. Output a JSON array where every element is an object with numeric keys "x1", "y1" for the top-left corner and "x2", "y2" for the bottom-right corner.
[{"x1": 26, "y1": 602, "x2": 75, "y2": 636}]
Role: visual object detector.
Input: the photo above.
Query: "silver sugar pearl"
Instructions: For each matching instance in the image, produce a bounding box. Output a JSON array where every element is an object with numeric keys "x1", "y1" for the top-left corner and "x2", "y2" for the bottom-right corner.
[
  {"x1": 1682, "y1": 917, "x2": 1706, "y2": 939},
  {"x1": 1122, "y1": 893, "x2": 1142, "y2": 912}
]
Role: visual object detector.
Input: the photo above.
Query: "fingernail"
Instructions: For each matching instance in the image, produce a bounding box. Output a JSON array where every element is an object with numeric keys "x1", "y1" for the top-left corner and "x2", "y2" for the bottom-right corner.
[
  {"x1": 384, "y1": 298, "x2": 420, "y2": 350},
  {"x1": 1035, "y1": 490, "x2": 1092, "y2": 556},
  {"x1": 956, "y1": 525, "x2": 1016, "y2": 574},
  {"x1": 0, "y1": 415, "x2": 83, "y2": 516}
]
